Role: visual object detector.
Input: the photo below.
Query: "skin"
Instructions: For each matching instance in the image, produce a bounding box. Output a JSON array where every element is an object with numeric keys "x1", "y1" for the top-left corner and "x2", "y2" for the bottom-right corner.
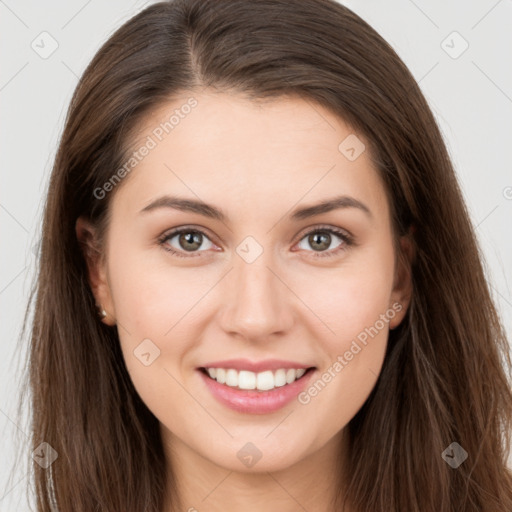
[{"x1": 76, "y1": 90, "x2": 413, "y2": 512}]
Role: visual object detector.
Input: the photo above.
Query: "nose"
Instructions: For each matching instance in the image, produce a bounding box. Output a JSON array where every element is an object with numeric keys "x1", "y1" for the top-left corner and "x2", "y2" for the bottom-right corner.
[{"x1": 218, "y1": 252, "x2": 295, "y2": 343}]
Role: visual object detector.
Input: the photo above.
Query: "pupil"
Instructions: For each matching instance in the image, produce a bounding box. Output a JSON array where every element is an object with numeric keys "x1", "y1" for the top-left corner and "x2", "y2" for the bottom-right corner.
[
  {"x1": 310, "y1": 232, "x2": 330, "y2": 251},
  {"x1": 180, "y1": 232, "x2": 202, "y2": 251}
]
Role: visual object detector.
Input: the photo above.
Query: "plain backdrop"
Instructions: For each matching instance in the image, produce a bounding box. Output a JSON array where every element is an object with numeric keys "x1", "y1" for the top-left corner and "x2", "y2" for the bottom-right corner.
[{"x1": 1, "y1": 1, "x2": 511, "y2": 509}]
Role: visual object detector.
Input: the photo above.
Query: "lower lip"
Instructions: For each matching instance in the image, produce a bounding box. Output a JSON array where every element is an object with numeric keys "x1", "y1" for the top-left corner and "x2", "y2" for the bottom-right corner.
[{"x1": 198, "y1": 368, "x2": 316, "y2": 414}]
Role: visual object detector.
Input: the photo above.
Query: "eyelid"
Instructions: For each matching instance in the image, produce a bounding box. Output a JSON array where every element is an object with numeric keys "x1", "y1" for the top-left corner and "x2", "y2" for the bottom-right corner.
[{"x1": 294, "y1": 223, "x2": 353, "y2": 243}]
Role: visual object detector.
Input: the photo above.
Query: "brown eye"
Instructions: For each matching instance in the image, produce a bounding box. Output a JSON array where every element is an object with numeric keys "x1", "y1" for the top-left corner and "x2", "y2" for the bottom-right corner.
[
  {"x1": 296, "y1": 226, "x2": 353, "y2": 258},
  {"x1": 177, "y1": 231, "x2": 203, "y2": 251},
  {"x1": 159, "y1": 228, "x2": 215, "y2": 257},
  {"x1": 301, "y1": 230, "x2": 343, "y2": 252},
  {"x1": 307, "y1": 231, "x2": 332, "y2": 251}
]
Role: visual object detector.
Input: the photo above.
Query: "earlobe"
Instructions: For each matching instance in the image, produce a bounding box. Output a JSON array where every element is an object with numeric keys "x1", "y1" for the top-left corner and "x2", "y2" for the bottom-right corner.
[
  {"x1": 389, "y1": 231, "x2": 415, "y2": 330},
  {"x1": 75, "y1": 216, "x2": 116, "y2": 326}
]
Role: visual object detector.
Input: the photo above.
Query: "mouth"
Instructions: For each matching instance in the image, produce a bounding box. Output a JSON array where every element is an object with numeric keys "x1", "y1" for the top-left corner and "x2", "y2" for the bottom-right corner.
[
  {"x1": 197, "y1": 361, "x2": 317, "y2": 414},
  {"x1": 199, "y1": 366, "x2": 316, "y2": 392}
]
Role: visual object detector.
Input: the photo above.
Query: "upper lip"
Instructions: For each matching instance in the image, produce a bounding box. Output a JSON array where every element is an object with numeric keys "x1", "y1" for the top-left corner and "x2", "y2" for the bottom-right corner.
[{"x1": 199, "y1": 358, "x2": 315, "y2": 373}]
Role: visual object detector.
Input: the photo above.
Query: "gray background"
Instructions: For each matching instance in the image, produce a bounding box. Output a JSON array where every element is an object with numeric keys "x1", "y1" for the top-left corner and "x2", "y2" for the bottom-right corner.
[{"x1": 1, "y1": 0, "x2": 511, "y2": 509}]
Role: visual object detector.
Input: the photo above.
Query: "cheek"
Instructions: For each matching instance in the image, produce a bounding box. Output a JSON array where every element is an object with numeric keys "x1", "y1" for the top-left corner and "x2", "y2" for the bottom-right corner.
[
  {"x1": 105, "y1": 243, "x2": 192, "y2": 381},
  {"x1": 107, "y1": 242, "x2": 225, "y2": 403},
  {"x1": 292, "y1": 241, "x2": 395, "y2": 416},
  {"x1": 294, "y1": 239, "x2": 396, "y2": 351},
  {"x1": 107, "y1": 251, "x2": 203, "y2": 426},
  {"x1": 108, "y1": 240, "x2": 206, "y2": 337}
]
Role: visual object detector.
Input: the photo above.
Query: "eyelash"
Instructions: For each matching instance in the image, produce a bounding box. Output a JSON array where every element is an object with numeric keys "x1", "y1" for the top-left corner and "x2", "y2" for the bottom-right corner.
[{"x1": 157, "y1": 224, "x2": 355, "y2": 259}]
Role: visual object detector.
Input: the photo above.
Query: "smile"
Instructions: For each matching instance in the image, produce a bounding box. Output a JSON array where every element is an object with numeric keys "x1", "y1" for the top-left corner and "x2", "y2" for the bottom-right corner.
[
  {"x1": 197, "y1": 360, "x2": 316, "y2": 414},
  {"x1": 202, "y1": 367, "x2": 308, "y2": 391}
]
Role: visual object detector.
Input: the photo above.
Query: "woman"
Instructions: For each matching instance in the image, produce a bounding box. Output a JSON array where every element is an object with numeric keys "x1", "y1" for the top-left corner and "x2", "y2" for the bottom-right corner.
[{"x1": 18, "y1": 0, "x2": 512, "y2": 510}]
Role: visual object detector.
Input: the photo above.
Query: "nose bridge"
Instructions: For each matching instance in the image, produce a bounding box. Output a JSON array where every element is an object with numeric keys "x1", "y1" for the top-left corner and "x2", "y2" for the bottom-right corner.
[{"x1": 220, "y1": 247, "x2": 293, "y2": 340}]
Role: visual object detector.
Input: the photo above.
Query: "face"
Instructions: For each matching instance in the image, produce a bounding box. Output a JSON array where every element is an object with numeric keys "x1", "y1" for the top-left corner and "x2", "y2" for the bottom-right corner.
[{"x1": 77, "y1": 90, "x2": 412, "y2": 474}]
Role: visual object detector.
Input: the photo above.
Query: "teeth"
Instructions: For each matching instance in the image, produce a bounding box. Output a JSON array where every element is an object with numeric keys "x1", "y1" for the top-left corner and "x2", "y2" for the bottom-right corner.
[
  {"x1": 225, "y1": 369, "x2": 238, "y2": 387},
  {"x1": 274, "y1": 369, "x2": 287, "y2": 387},
  {"x1": 204, "y1": 367, "x2": 309, "y2": 391},
  {"x1": 257, "y1": 370, "x2": 274, "y2": 391},
  {"x1": 238, "y1": 370, "x2": 256, "y2": 390},
  {"x1": 216, "y1": 368, "x2": 226, "y2": 384}
]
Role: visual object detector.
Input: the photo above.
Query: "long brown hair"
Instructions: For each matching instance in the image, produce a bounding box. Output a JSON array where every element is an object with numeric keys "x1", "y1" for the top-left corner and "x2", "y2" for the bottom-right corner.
[{"x1": 13, "y1": 0, "x2": 512, "y2": 510}]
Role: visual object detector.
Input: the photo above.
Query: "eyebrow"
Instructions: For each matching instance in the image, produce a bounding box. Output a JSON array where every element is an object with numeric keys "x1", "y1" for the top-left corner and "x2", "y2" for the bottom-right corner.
[{"x1": 139, "y1": 194, "x2": 372, "y2": 221}]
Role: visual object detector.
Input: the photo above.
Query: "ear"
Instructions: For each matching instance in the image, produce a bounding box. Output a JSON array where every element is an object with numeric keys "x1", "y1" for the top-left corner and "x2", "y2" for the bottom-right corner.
[
  {"x1": 388, "y1": 228, "x2": 415, "y2": 330},
  {"x1": 75, "y1": 216, "x2": 116, "y2": 326}
]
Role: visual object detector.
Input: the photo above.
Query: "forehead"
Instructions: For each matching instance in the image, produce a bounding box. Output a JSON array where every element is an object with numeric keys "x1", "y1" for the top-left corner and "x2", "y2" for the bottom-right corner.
[{"x1": 111, "y1": 90, "x2": 388, "y2": 222}]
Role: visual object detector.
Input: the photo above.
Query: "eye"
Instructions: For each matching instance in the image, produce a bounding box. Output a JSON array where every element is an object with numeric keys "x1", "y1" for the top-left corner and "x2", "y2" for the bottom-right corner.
[
  {"x1": 158, "y1": 227, "x2": 216, "y2": 258},
  {"x1": 158, "y1": 225, "x2": 355, "y2": 259},
  {"x1": 295, "y1": 226, "x2": 354, "y2": 258}
]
